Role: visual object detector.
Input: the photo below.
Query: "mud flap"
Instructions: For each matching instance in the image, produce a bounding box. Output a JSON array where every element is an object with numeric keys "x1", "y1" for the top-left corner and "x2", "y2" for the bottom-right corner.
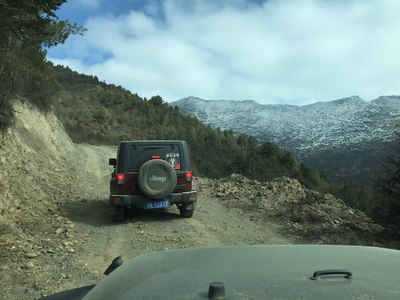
[{"x1": 111, "y1": 206, "x2": 126, "y2": 222}]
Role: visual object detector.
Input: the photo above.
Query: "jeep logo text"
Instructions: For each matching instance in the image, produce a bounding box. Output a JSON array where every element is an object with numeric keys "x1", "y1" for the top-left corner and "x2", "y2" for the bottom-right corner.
[{"x1": 149, "y1": 175, "x2": 166, "y2": 182}]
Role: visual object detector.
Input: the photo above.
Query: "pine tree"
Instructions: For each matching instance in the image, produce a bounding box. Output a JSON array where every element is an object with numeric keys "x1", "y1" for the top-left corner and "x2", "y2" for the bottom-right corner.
[{"x1": 0, "y1": 0, "x2": 84, "y2": 130}]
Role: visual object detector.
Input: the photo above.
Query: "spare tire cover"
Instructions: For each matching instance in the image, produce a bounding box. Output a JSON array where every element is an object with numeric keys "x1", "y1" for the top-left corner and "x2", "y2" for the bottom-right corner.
[{"x1": 138, "y1": 159, "x2": 177, "y2": 199}]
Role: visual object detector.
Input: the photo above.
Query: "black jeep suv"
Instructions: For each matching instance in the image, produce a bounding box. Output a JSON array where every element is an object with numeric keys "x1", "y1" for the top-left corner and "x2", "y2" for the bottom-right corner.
[{"x1": 109, "y1": 140, "x2": 197, "y2": 221}]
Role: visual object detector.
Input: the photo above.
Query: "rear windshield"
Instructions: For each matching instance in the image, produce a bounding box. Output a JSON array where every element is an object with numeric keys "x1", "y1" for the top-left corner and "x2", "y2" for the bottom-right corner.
[{"x1": 128, "y1": 144, "x2": 181, "y2": 171}]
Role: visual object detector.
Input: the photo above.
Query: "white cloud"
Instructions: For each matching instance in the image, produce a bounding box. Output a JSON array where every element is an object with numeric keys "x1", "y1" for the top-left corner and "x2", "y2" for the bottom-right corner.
[{"x1": 48, "y1": 0, "x2": 400, "y2": 105}]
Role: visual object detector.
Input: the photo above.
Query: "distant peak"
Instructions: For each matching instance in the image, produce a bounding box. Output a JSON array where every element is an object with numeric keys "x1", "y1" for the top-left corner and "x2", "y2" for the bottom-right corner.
[
  {"x1": 371, "y1": 95, "x2": 400, "y2": 104},
  {"x1": 307, "y1": 96, "x2": 366, "y2": 107},
  {"x1": 177, "y1": 96, "x2": 262, "y2": 105},
  {"x1": 334, "y1": 96, "x2": 365, "y2": 103},
  {"x1": 349, "y1": 95, "x2": 363, "y2": 100},
  {"x1": 178, "y1": 96, "x2": 206, "y2": 102}
]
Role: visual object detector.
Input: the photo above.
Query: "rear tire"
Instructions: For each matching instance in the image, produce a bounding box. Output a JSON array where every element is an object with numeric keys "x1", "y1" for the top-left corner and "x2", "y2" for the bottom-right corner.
[{"x1": 180, "y1": 207, "x2": 194, "y2": 218}]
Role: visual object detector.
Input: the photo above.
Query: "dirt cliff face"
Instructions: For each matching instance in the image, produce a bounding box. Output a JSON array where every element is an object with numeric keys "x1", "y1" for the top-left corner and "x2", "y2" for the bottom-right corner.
[{"x1": 0, "y1": 102, "x2": 395, "y2": 300}]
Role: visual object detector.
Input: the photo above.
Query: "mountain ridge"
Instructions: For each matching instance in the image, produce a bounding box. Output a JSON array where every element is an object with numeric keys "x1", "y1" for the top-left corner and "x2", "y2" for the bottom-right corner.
[{"x1": 172, "y1": 95, "x2": 400, "y2": 181}]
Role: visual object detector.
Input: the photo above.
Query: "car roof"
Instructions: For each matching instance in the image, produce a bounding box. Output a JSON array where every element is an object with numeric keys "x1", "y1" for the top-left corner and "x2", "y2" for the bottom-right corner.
[
  {"x1": 83, "y1": 245, "x2": 400, "y2": 299},
  {"x1": 119, "y1": 140, "x2": 187, "y2": 144}
]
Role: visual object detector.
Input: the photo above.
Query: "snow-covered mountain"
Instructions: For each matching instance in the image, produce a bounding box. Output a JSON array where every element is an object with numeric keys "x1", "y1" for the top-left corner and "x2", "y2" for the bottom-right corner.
[{"x1": 172, "y1": 95, "x2": 400, "y2": 182}]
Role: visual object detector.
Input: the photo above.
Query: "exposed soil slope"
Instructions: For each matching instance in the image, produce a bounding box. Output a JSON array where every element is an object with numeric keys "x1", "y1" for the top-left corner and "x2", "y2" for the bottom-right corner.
[{"x1": 0, "y1": 102, "x2": 395, "y2": 300}]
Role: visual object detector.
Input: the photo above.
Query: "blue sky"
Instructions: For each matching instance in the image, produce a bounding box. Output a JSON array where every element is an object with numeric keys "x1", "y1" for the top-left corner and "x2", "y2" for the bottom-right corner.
[{"x1": 48, "y1": 0, "x2": 400, "y2": 105}]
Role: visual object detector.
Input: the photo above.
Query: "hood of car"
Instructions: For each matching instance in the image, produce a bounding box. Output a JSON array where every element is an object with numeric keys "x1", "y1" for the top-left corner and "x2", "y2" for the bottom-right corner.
[{"x1": 82, "y1": 245, "x2": 400, "y2": 300}]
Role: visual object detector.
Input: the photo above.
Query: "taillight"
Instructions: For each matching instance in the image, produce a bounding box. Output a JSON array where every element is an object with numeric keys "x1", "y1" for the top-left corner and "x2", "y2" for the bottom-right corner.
[
  {"x1": 185, "y1": 171, "x2": 193, "y2": 182},
  {"x1": 116, "y1": 173, "x2": 125, "y2": 184},
  {"x1": 151, "y1": 155, "x2": 160, "y2": 159}
]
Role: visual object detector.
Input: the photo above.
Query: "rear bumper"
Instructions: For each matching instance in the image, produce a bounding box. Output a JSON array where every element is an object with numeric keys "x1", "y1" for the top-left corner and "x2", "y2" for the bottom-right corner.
[{"x1": 110, "y1": 191, "x2": 197, "y2": 210}]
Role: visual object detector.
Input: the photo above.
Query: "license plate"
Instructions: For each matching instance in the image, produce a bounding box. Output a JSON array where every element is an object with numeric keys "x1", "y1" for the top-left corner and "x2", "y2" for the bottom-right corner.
[{"x1": 145, "y1": 200, "x2": 169, "y2": 209}]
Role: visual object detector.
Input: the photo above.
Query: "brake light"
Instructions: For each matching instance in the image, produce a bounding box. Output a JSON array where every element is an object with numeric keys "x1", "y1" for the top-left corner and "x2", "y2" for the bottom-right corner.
[
  {"x1": 116, "y1": 173, "x2": 125, "y2": 184},
  {"x1": 185, "y1": 171, "x2": 193, "y2": 182},
  {"x1": 152, "y1": 155, "x2": 160, "y2": 159}
]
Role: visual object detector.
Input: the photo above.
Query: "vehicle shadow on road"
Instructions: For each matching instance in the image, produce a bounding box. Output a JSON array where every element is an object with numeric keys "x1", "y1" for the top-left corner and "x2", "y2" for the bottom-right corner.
[
  {"x1": 58, "y1": 198, "x2": 110, "y2": 227},
  {"x1": 59, "y1": 198, "x2": 182, "y2": 227}
]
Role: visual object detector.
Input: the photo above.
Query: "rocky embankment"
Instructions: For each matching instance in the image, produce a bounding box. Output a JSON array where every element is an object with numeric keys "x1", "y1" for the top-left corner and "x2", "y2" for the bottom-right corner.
[{"x1": 210, "y1": 174, "x2": 385, "y2": 245}]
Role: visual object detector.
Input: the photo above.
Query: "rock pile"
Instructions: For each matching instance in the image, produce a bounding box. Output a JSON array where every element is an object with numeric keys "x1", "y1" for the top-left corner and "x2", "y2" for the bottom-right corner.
[{"x1": 204, "y1": 174, "x2": 384, "y2": 244}]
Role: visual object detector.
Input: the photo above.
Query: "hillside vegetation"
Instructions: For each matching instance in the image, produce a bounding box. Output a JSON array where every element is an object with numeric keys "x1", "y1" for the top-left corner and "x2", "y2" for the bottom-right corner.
[{"x1": 0, "y1": 0, "x2": 83, "y2": 129}]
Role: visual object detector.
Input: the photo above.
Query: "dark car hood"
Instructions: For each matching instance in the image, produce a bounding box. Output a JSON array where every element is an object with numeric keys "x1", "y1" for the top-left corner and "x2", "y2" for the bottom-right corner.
[{"x1": 80, "y1": 245, "x2": 400, "y2": 299}]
